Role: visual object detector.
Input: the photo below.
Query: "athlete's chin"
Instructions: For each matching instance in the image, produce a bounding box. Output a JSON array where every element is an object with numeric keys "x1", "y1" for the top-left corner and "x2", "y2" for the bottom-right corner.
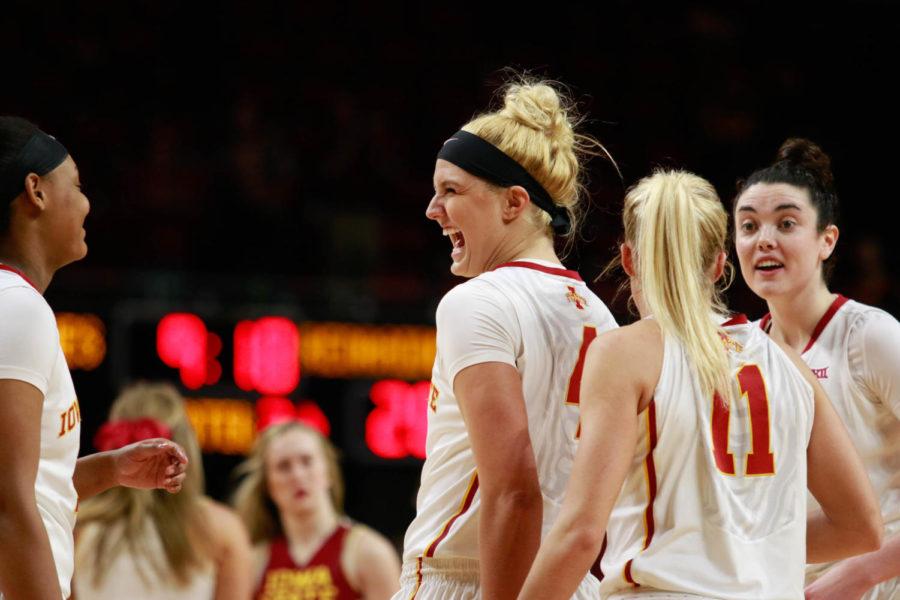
[
  {"x1": 450, "y1": 259, "x2": 479, "y2": 279},
  {"x1": 749, "y1": 278, "x2": 791, "y2": 302}
]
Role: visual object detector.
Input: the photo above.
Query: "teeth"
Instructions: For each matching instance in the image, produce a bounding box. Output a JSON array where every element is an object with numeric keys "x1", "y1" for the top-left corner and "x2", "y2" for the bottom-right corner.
[
  {"x1": 758, "y1": 261, "x2": 782, "y2": 268},
  {"x1": 442, "y1": 227, "x2": 460, "y2": 236}
]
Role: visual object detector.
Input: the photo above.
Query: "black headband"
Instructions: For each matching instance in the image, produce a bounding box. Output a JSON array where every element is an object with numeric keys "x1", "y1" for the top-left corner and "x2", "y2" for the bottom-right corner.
[
  {"x1": 0, "y1": 131, "x2": 69, "y2": 204},
  {"x1": 437, "y1": 130, "x2": 571, "y2": 235}
]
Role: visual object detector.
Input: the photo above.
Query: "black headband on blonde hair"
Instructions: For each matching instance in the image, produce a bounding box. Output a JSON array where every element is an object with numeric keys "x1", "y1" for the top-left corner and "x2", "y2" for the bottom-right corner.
[
  {"x1": 437, "y1": 130, "x2": 571, "y2": 235},
  {"x1": 0, "y1": 131, "x2": 69, "y2": 204}
]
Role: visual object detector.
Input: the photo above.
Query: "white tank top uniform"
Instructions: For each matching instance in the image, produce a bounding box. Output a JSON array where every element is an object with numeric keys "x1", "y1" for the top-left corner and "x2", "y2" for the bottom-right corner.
[
  {"x1": 0, "y1": 266, "x2": 81, "y2": 599},
  {"x1": 74, "y1": 520, "x2": 216, "y2": 600},
  {"x1": 760, "y1": 295, "x2": 900, "y2": 600},
  {"x1": 598, "y1": 316, "x2": 815, "y2": 600},
  {"x1": 395, "y1": 259, "x2": 618, "y2": 600}
]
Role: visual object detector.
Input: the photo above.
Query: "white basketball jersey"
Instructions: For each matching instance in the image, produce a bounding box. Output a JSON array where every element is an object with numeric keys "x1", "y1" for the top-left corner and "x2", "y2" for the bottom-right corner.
[
  {"x1": 0, "y1": 267, "x2": 81, "y2": 598},
  {"x1": 760, "y1": 296, "x2": 900, "y2": 588},
  {"x1": 598, "y1": 316, "x2": 814, "y2": 600},
  {"x1": 401, "y1": 259, "x2": 617, "y2": 567}
]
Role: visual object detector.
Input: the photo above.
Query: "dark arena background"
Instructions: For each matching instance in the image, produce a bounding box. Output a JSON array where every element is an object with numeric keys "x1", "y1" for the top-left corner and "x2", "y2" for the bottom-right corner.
[{"x1": 2, "y1": 2, "x2": 899, "y2": 550}]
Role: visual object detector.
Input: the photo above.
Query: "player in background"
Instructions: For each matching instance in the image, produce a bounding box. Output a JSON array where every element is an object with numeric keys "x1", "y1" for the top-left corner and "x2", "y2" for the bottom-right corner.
[
  {"x1": 0, "y1": 116, "x2": 188, "y2": 600},
  {"x1": 519, "y1": 170, "x2": 880, "y2": 600},
  {"x1": 74, "y1": 382, "x2": 253, "y2": 600},
  {"x1": 393, "y1": 76, "x2": 617, "y2": 600},
  {"x1": 733, "y1": 138, "x2": 900, "y2": 600},
  {"x1": 233, "y1": 421, "x2": 401, "y2": 600}
]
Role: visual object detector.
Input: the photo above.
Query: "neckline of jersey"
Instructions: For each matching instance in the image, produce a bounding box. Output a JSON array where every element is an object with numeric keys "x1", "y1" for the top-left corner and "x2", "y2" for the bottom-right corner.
[
  {"x1": 492, "y1": 260, "x2": 583, "y2": 281},
  {"x1": 722, "y1": 314, "x2": 749, "y2": 326},
  {"x1": 0, "y1": 263, "x2": 38, "y2": 291},
  {"x1": 759, "y1": 294, "x2": 850, "y2": 354}
]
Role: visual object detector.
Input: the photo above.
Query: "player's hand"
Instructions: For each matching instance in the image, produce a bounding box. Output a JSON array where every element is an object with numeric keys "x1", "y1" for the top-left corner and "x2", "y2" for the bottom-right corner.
[
  {"x1": 805, "y1": 564, "x2": 871, "y2": 600},
  {"x1": 113, "y1": 438, "x2": 188, "y2": 493}
]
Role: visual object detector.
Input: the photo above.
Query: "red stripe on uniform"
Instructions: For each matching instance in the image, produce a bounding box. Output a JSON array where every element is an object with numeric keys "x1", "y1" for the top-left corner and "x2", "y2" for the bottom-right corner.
[
  {"x1": 0, "y1": 264, "x2": 37, "y2": 290},
  {"x1": 802, "y1": 295, "x2": 849, "y2": 354},
  {"x1": 493, "y1": 260, "x2": 583, "y2": 281},
  {"x1": 407, "y1": 557, "x2": 423, "y2": 600},
  {"x1": 623, "y1": 401, "x2": 659, "y2": 587},
  {"x1": 722, "y1": 313, "x2": 749, "y2": 326},
  {"x1": 424, "y1": 473, "x2": 479, "y2": 557}
]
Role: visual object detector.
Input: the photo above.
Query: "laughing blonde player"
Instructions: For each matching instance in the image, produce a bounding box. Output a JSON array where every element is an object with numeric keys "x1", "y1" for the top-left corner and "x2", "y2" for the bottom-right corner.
[
  {"x1": 519, "y1": 170, "x2": 881, "y2": 600},
  {"x1": 393, "y1": 78, "x2": 617, "y2": 600}
]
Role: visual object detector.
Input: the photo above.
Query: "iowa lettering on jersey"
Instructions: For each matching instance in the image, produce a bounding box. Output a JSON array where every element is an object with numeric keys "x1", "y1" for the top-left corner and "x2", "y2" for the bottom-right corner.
[
  {"x1": 57, "y1": 398, "x2": 81, "y2": 438},
  {"x1": 259, "y1": 565, "x2": 338, "y2": 600}
]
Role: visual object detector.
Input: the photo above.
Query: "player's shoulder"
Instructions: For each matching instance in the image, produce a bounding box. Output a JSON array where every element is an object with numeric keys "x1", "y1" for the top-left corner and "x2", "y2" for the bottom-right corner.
[
  {"x1": 841, "y1": 298, "x2": 897, "y2": 326},
  {"x1": 437, "y1": 274, "x2": 512, "y2": 315},
  {"x1": 0, "y1": 275, "x2": 55, "y2": 331},
  {"x1": 590, "y1": 318, "x2": 661, "y2": 365}
]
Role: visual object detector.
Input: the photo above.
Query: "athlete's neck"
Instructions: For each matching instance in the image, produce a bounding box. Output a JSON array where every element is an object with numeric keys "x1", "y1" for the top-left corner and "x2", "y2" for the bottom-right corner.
[
  {"x1": 765, "y1": 281, "x2": 837, "y2": 353},
  {"x1": 0, "y1": 238, "x2": 53, "y2": 293},
  {"x1": 486, "y1": 232, "x2": 561, "y2": 272},
  {"x1": 280, "y1": 502, "x2": 339, "y2": 549}
]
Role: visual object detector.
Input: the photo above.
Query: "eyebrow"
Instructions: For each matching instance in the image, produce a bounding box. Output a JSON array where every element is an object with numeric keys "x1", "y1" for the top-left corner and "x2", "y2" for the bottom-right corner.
[
  {"x1": 434, "y1": 178, "x2": 462, "y2": 191},
  {"x1": 736, "y1": 202, "x2": 803, "y2": 213}
]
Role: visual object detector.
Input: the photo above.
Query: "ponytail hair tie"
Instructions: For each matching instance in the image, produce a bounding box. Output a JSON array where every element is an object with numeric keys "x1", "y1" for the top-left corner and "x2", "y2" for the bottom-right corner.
[{"x1": 94, "y1": 417, "x2": 172, "y2": 451}]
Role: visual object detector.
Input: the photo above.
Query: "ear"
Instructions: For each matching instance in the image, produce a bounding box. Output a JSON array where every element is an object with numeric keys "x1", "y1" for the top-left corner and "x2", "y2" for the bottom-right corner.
[
  {"x1": 621, "y1": 243, "x2": 636, "y2": 277},
  {"x1": 819, "y1": 224, "x2": 839, "y2": 262},
  {"x1": 711, "y1": 250, "x2": 727, "y2": 282},
  {"x1": 21, "y1": 173, "x2": 48, "y2": 213},
  {"x1": 502, "y1": 185, "x2": 531, "y2": 221}
]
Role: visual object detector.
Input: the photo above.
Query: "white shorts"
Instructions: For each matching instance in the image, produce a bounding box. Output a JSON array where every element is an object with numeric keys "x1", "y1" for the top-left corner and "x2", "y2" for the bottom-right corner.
[
  {"x1": 392, "y1": 557, "x2": 601, "y2": 600},
  {"x1": 607, "y1": 593, "x2": 720, "y2": 600}
]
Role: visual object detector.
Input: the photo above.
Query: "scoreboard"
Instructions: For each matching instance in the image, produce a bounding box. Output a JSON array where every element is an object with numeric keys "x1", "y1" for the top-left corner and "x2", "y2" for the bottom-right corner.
[{"x1": 57, "y1": 307, "x2": 434, "y2": 462}]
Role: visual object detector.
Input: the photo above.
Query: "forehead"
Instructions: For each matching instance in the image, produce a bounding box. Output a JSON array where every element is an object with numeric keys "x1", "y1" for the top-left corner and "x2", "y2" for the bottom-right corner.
[
  {"x1": 47, "y1": 155, "x2": 78, "y2": 180},
  {"x1": 433, "y1": 159, "x2": 475, "y2": 187},
  {"x1": 265, "y1": 428, "x2": 321, "y2": 462},
  {"x1": 736, "y1": 182, "x2": 812, "y2": 213}
]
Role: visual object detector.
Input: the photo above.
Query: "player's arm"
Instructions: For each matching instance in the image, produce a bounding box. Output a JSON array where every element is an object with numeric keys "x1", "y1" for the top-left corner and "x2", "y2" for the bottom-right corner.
[
  {"x1": 0, "y1": 378, "x2": 65, "y2": 599},
  {"x1": 73, "y1": 439, "x2": 188, "y2": 500},
  {"x1": 343, "y1": 525, "x2": 401, "y2": 600},
  {"x1": 774, "y1": 340, "x2": 883, "y2": 562},
  {"x1": 456, "y1": 361, "x2": 543, "y2": 600},
  {"x1": 202, "y1": 499, "x2": 255, "y2": 600},
  {"x1": 519, "y1": 322, "x2": 661, "y2": 600}
]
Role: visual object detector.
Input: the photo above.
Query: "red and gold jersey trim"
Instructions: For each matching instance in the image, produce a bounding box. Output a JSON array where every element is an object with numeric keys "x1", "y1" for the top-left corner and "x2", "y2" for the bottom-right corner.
[
  {"x1": 407, "y1": 557, "x2": 424, "y2": 600},
  {"x1": 423, "y1": 472, "x2": 480, "y2": 558},
  {"x1": 623, "y1": 400, "x2": 659, "y2": 587}
]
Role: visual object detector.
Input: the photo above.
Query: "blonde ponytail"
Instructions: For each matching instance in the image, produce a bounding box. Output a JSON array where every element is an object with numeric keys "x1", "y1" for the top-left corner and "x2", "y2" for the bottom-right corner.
[{"x1": 623, "y1": 170, "x2": 733, "y2": 401}]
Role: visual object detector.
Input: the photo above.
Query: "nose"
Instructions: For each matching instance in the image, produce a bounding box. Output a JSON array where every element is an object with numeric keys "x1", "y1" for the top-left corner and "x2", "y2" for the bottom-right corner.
[
  {"x1": 756, "y1": 224, "x2": 776, "y2": 250},
  {"x1": 425, "y1": 194, "x2": 443, "y2": 221}
]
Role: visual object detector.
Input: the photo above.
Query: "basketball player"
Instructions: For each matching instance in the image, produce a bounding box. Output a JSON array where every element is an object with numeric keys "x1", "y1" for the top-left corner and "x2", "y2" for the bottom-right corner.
[
  {"x1": 519, "y1": 170, "x2": 881, "y2": 600},
  {"x1": 393, "y1": 77, "x2": 618, "y2": 600},
  {"x1": 233, "y1": 421, "x2": 401, "y2": 600},
  {"x1": 0, "y1": 116, "x2": 188, "y2": 600},
  {"x1": 75, "y1": 382, "x2": 254, "y2": 600},
  {"x1": 734, "y1": 138, "x2": 900, "y2": 600}
]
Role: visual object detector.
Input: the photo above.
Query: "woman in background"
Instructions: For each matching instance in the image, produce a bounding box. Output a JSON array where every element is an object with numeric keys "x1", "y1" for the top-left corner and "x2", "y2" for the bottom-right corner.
[
  {"x1": 233, "y1": 420, "x2": 400, "y2": 600},
  {"x1": 74, "y1": 382, "x2": 253, "y2": 600}
]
